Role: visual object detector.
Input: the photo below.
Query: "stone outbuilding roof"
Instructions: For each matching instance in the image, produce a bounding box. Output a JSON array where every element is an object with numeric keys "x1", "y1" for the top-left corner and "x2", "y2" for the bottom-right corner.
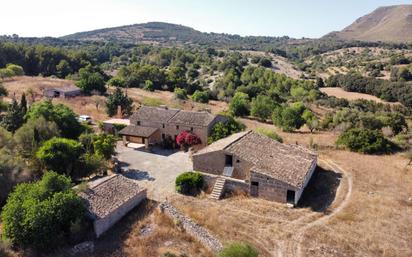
[
  {"x1": 78, "y1": 174, "x2": 145, "y2": 220},
  {"x1": 119, "y1": 125, "x2": 158, "y2": 137},
  {"x1": 168, "y1": 110, "x2": 217, "y2": 127},
  {"x1": 194, "y1": 131, "x2": 317, "y2": 189},
  {"x1": 129, "y1": 106, "x2": 219, "y2": 127},
  {"x1": 130, "y1": 106, "x2": 179, "y2": 123}
]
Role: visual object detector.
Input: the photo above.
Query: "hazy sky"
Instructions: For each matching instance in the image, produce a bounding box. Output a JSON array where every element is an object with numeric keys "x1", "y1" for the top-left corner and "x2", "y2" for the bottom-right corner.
[{"x1": 1, "y1": 0, "x2": 411, "y2": 38}]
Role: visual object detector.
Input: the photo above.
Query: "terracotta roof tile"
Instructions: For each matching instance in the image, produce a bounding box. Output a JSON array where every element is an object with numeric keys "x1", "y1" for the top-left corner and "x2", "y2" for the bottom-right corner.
[{"x1": 119, "y1": 125, "x2": 158, "y2": 137}]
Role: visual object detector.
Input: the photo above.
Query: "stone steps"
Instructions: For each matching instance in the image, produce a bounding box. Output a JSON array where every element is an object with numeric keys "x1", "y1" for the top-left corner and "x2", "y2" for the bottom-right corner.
[{"x1": 209, "y1": 177, "x2": 226, "y2": 200}]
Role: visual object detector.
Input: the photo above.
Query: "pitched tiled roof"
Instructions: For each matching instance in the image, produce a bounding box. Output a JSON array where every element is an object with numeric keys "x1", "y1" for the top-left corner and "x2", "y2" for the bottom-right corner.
[
  {"x1": 58, "y1": 85, "x2": 81, "y2": 92},
  {"x1": 119, "y1": 125, "x2": 158, "y2": 137},
  {"x1": 195, "y1": 131, "x2": 317, "y2": 188},
  {"x1": 78, "y1": 174, "x2": 145, "y2": 220},
  {"x1": 195, "y1": 131, "x2": 249, "y2": 155},
  {"x1": 129, "y1": 106, "x2": 219, "y2": 127},
  {"x1": 168, "y1": 110, "x2": 216, "y2": 127},
  {"x1": 130, "y1": 106, "x2": 179, "y2": 123}
]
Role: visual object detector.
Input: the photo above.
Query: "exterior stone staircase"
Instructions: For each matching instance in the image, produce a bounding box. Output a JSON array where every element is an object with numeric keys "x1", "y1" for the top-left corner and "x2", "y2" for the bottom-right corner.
[{"x1": 209, "y1": 177, "x2": 226, "y2": 200}]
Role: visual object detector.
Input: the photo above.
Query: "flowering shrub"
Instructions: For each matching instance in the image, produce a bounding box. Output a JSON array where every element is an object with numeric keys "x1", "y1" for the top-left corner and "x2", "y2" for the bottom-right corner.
[{"x1": 176, "y1": 131, "x2": 201, "y2": 148}]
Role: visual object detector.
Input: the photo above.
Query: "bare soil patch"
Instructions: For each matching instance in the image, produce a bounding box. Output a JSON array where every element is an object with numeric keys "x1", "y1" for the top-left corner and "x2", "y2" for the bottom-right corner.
[{"x1": 320, "y1": 87, "x2": 398, "y2": 104}]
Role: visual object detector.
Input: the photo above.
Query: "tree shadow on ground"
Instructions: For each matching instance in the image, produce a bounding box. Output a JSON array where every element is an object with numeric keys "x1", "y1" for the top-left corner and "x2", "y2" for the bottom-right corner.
[
  {"x1": 297, "y1": 165, "x2": 342, "y2": 213},
  {"x1": 135, "y1": 146, "x2": 180, "y2": 157},
  {"x1": 123, "y1": 169, "x2": 156, "y2": 181}
]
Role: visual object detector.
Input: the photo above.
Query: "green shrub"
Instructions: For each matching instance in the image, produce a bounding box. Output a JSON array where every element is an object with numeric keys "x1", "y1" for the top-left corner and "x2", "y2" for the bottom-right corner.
[
  {"x1": 175, "y1": 172, "x2": 203, "y2": 195},
  {"x1": 1, "y1": 172, "x2": 84, "y2": 250},
  {"x1": 255, "y1": 128, "x2": 283, "y2": 142},
  {"x1": 209, "y1": 113, "x2": 245, "y2": 143},
  {"x1": 336, "y1": 128, "x2": 392, "y2": 154},
  {"x1": 191, "y1": 90, "x2": 209, "y2": 103},
  {"x1": 217, "y1": 242, "x2": 258, "y2": 257},
  {"x1": 174, "y1": 87, "x2": 188, "y2": 100}
]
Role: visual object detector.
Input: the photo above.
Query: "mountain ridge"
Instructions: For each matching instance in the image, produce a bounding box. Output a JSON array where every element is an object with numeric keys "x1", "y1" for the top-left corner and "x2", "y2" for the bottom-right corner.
[{"x1": 325, "y1": 5, "x2": 412, "y2": 43}]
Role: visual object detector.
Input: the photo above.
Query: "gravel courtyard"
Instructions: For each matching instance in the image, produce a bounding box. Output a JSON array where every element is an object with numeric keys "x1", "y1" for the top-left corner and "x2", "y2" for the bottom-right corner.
[{"x1": 116, "y1": 143, "x2": 193, "y2": 201}]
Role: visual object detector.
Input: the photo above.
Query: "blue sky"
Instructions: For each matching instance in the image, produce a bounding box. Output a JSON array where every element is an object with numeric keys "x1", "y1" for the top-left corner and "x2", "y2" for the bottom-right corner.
[{"x1": 1, "y1": 0, "x2": 411, "y2": 38}]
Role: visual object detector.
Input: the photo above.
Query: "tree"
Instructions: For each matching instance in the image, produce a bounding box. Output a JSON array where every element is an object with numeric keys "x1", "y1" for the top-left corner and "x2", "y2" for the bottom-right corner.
[
  {"x1": 5, "y1": 64, "x2": 24, "y2": 76},
  {"x1": 36, "y1": 137, "x2": 83, "y2": 176},
  {"x1": 76, "y1": 65, "x2": 106, "y2": 94},
  {"x1": 14, "y1": 117, "x2": 60, "y2": 158},
  {"x1": 229, "y1": 92, "x2": 250, "y2": 117},
  {"x1": 209, "y1": 114, "x2": 245, "y2": 143},
  {"x1": 56, "y1": 59, "x2": 72, "y2": 78},
  {"x1": 217, "y1": 242, "x2": 258, "y2": 257},
  {"x1": 19, "y1": 93, "x2": 27, "y2": 115},
  {"x1": 0, "y1": 98, "x2": 24, "y2": 132},
  {"x1": 174, "y1": 87, "x2": 188, "y2": 100},
  {"x1": 0, "y1": 82, "x2": 8, "y2": 97},
  {"x1": 107, "y1": 77, "x2": 126, "y2": 87},
  {"x1": 91, "y1": 133, "x2": 117, "y2": 159},
  {"x1": 272, "y1": 106, "x2": 305, "y2": 132},
  {"x1": 336, "y1": 128, "x2": 391, "y2": 154},
  {"x1": 105, "y1": 87, "x2": 133, "y2": 117},
  {"x1": 25, "y1": 100, "x2": 83, "y2": 139},
  {"x1": 250, "y1": 94, "x2": 275, "y2": 120},
  {"x1": 143, "y1": 80, "x2": 155, "y2": 91},
  {"x1": 315, "y1": 77, "x2": 325, "y2": 88},
  {"x1": 302, "y1": 109, "x2": 319, "y2": 133},
  {"x1": 191, "y1": 90, "x2": 209, "y2": 103},
  {"x1": 1, "y1": 172, "x2": 84, "y2": 250}
]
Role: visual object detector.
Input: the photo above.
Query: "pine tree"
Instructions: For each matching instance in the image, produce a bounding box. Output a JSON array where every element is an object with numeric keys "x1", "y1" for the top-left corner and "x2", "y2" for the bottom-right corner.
[
  {"x1": 1, "y1": 98, "x2": 24, "y2": 132},
  {"x1": 20, "y1": 93, "x2": 27, "y2": 115},
  {"x1": 105, "y1": 87, "x2": 133, "y2": 117}
]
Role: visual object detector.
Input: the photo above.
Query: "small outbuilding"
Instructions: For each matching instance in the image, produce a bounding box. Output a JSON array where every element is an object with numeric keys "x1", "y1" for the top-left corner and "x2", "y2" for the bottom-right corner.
[
  {"x1": 43, "y1": 85, "x2": 81, "y2": 98},
  {"x1": 78, "y1": 174, "x2": 147, "y2": 238},
  {"x1": 102, "y1": 118, "x2": 130, "y2": 135}
]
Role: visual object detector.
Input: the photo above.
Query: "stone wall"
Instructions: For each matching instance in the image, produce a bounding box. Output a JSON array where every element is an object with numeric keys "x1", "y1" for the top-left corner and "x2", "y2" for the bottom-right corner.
[
  {"x1": 94, "y1": 189, "x2": 147, "y2": 238},
  {"x1": 159, "y1": 202, "x2": 223, "y2": 253},
  {"x1": 200, "y1": 172, "x2": 250, "y2": 195},
  {"x1": 250, "y1": 171, "x2": 297, "y2": 203}
]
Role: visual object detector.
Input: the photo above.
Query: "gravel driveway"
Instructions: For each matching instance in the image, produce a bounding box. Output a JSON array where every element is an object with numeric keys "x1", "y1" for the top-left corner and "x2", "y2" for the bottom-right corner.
[{"x1": 116, "y1": 143, "x2": 193, "y2": 201}]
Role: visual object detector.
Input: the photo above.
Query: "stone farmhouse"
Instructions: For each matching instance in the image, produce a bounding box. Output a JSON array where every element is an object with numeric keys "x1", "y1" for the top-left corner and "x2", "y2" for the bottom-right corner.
[
  {"x1": 78, "y1": 174, "x2": 147, "y2": 238},
  {"x1": 193, "y1": 131, "x2": 317, "y2": 205},
  {"x1": 119, "y1": 106, "x2": 227, "y2": 148},
  {"x1": 43, "y1": 85, "x2": 81, "y2": 98}
]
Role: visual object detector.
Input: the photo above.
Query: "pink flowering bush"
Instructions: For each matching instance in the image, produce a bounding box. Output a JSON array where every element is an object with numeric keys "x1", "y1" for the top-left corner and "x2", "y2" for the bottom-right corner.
[{"x1": 176, "y1": 131, "x2": 201, "y2": 149}]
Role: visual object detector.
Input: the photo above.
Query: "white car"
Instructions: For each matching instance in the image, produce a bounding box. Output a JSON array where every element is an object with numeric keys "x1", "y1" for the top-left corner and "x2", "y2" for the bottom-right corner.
[{"x1": 78, "y1": 115, "x2": 92, "y2": 124}]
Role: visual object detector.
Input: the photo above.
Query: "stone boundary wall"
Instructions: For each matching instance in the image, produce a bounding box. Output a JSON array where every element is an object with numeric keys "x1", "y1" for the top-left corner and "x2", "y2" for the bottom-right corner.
[{"x1": 159, "y1": 202, "x2": 223, "y2": 252}]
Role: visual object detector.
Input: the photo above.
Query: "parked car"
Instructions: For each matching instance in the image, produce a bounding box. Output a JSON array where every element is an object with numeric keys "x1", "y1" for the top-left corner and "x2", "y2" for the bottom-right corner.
[{"x1": 78, "y1": 115, "x2": 92, "y2": 124}]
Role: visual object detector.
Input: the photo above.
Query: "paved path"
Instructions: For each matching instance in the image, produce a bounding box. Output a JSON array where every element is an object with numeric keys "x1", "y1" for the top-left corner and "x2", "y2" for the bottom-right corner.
[{"x1": 116, "y1": 143, "x2": 193, "y2": 201}]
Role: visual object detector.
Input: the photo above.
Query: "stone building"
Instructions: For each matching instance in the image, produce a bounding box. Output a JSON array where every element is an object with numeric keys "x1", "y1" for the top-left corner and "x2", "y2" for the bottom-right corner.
[
  {"x1": 43, "y1": 85, "x2": 81, "y2": 98},
  {"x1": 119, "y1": 106, "x2": 227, "y2": 148},
  {"x1": 193, "y1": 131, "x2": 317, "y2": 205},
  {"x1": 78, "y1": 174, "x2": 147, "y2": 238}
]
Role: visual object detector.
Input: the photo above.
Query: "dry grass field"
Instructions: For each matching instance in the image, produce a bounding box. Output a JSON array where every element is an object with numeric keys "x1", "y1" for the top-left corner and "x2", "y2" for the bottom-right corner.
[
  {"x1": 1, "y1": 77, "x2": 229, "y2": 123},
  {"x1": 172, "y1": 149, "x2": 412, "y2": 257},
  {"x1": 319, "y1": 87, "x2": 398, "y2": 104}
]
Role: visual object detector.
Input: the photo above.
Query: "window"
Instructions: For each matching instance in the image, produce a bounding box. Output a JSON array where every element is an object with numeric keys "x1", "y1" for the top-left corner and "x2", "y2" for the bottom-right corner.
[
  {"x1": 162, "y1": 134, "x2": 165, "y2": 139},
  {"x1": 137, "y1": 121, "x2": 141, "y2": 126},
  {"x1": 190, "y1": 127, "x2": 194, "y2": 132},
  {"x1": 162, "y1": 124, "x2": 165, "y2": 128},
  {"x1": 176, "y1": 125, "x2": 179, "y2": 130}
]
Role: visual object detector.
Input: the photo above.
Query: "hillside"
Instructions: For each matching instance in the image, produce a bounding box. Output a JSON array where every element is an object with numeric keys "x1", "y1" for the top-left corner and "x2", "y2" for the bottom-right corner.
[
  {"x1": 326, "y1": 5, "x2": 412, "y2": 43},
  {"x1": 61, "y1": 22, "x2": 295, "y2": 49}
]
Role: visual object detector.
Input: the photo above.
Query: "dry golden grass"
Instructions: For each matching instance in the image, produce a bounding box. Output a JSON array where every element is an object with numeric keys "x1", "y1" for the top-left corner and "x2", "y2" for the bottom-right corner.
[
  {"x1": 75, "y1": 200, "x2": 211, "y2": 257},
  {"x1": 173, "y1": 148, "x2": 412, "y2": 257},
  {"x1": 319, "y1": 87, "x2": 398, "y2": 104}
]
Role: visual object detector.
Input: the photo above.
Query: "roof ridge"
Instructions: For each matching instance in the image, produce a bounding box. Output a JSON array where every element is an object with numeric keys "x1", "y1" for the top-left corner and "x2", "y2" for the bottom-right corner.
[
  {"x1": 223, "y1": 130, "x2": 252, "y2": 150},
  {"x1": 167, "y1": 108, "x2": 181, "y2": 123}
]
